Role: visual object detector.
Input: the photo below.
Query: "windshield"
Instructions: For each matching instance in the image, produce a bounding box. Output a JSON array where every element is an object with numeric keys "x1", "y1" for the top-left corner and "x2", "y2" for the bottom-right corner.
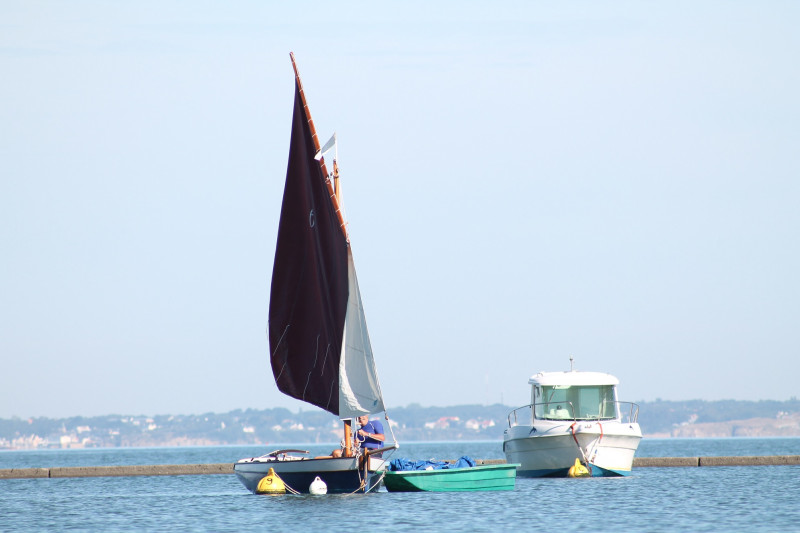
[{"x1": 534, "y1": 384, "x2": 617, "y2": 420}]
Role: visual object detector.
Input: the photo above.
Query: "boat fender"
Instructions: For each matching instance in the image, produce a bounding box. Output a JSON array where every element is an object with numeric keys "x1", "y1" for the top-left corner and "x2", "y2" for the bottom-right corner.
[
  {"x1": 256, "y1": 467, "x2": 286, "y2": 494},
  {"x1": 567, "y1": 458, "x2": 590, "y2": 478},
  {"x1": 309, "y1": 476, "x2": 328, "y2": 495}
]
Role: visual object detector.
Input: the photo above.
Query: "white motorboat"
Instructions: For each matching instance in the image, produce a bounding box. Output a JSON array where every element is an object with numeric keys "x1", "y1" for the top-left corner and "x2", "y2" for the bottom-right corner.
[{"x1": 503, "y1": 361, "x2": 641, "y2": 477}]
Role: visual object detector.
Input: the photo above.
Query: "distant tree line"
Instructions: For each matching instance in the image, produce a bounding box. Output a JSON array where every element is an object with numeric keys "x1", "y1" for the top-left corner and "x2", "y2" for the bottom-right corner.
[
  {"x1": 637, "y1": 398, "x2": 800, "y2": 433},
  {"x1": 2, "y1": 398, "x2": 798, "y2": 448}
]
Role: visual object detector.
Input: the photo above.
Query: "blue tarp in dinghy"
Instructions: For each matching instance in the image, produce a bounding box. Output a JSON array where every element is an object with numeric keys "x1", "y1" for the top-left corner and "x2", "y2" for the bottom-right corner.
[{"x1": 389, "y1": 456, "x2": 476, "y2": 471}]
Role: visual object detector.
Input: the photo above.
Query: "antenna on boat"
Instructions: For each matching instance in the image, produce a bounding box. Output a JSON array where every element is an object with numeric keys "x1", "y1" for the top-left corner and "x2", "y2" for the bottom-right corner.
[{"x1": 569, "y1": 355, "x2": 574, "y2": 372}]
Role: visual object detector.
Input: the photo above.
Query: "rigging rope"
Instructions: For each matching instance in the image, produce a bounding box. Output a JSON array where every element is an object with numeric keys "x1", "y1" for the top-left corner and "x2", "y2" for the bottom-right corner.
[
  {"x1": 569, "y1": 422, "x2": 591, "y2": 475},
  {"x1": 570, "y1": 422, "x2": 606, "y2": 476}
]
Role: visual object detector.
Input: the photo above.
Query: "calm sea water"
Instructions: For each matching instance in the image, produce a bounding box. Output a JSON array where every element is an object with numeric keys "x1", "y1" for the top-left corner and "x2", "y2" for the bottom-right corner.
[{"x1": 2, "y1": 439, "x2": 800, "y2": 532}]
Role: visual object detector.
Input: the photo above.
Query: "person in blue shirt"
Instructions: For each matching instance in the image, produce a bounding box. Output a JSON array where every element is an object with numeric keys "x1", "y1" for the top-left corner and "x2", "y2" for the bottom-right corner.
[{"x1": 356, "y1": 415, "x2": 385, "y2": 455}]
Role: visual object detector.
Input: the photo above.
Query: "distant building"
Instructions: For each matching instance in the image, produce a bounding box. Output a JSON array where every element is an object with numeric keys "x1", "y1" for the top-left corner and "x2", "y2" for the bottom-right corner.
[{"x1": 425, "y1": 416, "x2": 460, "y2": 429}]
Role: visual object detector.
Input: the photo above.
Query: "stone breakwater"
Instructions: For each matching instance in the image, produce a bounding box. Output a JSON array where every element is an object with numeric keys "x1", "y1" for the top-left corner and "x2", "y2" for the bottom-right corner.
[
  {"x1": 2, "y1": 456, "x2": 799, "y2": 479},
  {"x1": 0, "y1": 463, "x2": 233, "y2": 479},
  {"x1": 634, "y1": 455, "x2": 800, "y2": 467}
]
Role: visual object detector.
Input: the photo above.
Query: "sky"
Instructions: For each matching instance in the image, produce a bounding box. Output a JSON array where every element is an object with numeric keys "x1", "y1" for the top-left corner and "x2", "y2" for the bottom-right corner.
[{"x1": 1, "y1": 1, "x2": 798, "y2": 419}]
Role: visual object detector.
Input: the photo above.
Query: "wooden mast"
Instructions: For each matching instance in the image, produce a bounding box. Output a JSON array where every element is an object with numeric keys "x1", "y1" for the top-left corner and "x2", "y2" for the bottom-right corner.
[
  {"x1": 289, "y1": 52, "x2": 348, "y2": 242},
  {"x1": 290, "y1": 52, "x2": 354, "y2": 457},
  {"x1": 343, "y1": 419, "x2": 354, "y2": 457}
]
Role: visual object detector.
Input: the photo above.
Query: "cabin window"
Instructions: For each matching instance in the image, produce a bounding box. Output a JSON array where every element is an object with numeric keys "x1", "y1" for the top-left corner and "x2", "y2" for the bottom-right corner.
[{"x1": 535, "y1": 385, "x2": 617, "y2": 420}]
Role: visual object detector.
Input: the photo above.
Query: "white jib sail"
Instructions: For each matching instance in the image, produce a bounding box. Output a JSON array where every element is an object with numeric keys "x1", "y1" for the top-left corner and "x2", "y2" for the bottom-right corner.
[{"x1": 338, "y1": 247, "x2": 385, "y2": 418}]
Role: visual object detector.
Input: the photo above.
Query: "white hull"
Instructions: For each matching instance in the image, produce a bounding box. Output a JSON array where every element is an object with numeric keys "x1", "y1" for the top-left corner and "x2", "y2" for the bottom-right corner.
[{"x1": 504, "y1": 421, "x2": 642, "y2": 477}]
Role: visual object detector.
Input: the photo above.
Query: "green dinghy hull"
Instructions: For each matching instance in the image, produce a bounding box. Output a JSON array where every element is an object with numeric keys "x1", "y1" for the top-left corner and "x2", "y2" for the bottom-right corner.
[{"x1": 383, "y1": 463, "x2": 519, "y2": 492}]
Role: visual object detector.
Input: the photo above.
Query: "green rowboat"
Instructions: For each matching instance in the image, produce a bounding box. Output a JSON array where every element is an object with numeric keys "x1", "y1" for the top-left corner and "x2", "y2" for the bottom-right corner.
[{"x1": 382, "y1": 463, "x2": 519, "y2": 492}]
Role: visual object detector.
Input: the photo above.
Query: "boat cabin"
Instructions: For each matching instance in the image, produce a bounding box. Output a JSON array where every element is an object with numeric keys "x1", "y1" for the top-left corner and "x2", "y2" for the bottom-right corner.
[{"x1": 529, "y1": 371, "x2": 620, "y2": 421}]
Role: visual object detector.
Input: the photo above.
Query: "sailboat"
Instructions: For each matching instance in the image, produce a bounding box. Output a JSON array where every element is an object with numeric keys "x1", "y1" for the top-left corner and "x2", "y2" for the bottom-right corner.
[{"x1": 234, "y1": 54, "x2": 396, "y2": 495}]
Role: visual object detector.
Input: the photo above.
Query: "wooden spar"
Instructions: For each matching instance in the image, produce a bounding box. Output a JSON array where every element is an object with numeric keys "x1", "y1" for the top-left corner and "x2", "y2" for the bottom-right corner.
[
  {"x1": 333, "y1": 159, "x2": 340, "y2": 199},
  {"x1": 289, "y1": 52, "x2": 348, "y2": 241},
  {"x1": 343, "y1": 419, "x2": 354, "y2": 457},
  {"x1": 364, "y1": 443, "x2": 399, "y2": 458},
  {"x1": 290, "y1": 54, "x2": 364, "y2": 452}
]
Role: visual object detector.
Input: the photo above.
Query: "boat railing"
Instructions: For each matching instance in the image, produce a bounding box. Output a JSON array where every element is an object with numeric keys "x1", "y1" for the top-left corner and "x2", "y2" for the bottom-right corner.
[
  {"x1": 507, "y1": 400, "x2": 640, "y2": 427},
  {"x1": 506, "y1": 402, "x2": 577, "y2": 426},
  {"x1": 507, "y1": 405, "x2": 535, "y2": 427},
  {"x1": 610, "y1": 401, "x2": 640, "y2": 424}
]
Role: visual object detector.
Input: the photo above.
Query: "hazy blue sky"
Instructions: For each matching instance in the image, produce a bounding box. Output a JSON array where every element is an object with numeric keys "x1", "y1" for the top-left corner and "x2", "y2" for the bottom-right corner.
[{"x1": 2, "y1": 2, "x2": 798, "y2": 419}]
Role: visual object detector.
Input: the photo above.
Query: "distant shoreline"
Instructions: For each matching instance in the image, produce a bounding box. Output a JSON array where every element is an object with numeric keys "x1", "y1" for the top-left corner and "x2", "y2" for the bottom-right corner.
[
  {"x1": 4, "y1": 433, "x2": 800, "y2": 452},
  {"x1": 2, "y1": 401, "x2": 798, "y2": 450}
]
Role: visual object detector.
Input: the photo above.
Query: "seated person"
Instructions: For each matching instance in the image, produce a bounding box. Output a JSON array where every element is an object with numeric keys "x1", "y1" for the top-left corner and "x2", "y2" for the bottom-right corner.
[
  {"x1": 554, "y1": 405, "x2": 571, "y2": 419},
  {"x1": 315, "y1": 447, "x2": 344, "y2": 459}
]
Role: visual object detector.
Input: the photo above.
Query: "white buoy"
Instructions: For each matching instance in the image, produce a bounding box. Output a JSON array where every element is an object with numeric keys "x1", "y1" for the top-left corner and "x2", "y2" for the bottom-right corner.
[{"x1": 309, "y1": 476, "x2": 327, "y2": 495}]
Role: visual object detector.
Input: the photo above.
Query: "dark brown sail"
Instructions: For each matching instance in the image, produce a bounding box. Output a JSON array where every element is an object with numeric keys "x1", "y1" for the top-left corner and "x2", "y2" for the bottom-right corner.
[{"x1": 268, "y1": 80, "x2": 349, "y2": 416}]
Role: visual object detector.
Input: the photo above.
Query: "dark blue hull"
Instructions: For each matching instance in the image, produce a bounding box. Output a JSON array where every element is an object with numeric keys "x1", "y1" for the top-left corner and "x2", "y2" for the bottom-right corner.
[
  {"x1": 274, "y1": 469, "x2": 379, "y2": 494},
  {"x1": 234, "y1": 456, "x2": 383, "y2": 494},
  {"x1": 517, "y1": 463, "x2": 631, "y2": 478}
]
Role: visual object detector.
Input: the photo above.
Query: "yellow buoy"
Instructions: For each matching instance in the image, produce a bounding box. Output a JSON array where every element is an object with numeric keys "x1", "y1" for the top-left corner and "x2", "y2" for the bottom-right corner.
[
  {"x1": 256, "y1": 467, "x2": 286, "y2": 494},
  {"x1": 567, "y1": 458, "x2": 590, "y2": 478}
]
